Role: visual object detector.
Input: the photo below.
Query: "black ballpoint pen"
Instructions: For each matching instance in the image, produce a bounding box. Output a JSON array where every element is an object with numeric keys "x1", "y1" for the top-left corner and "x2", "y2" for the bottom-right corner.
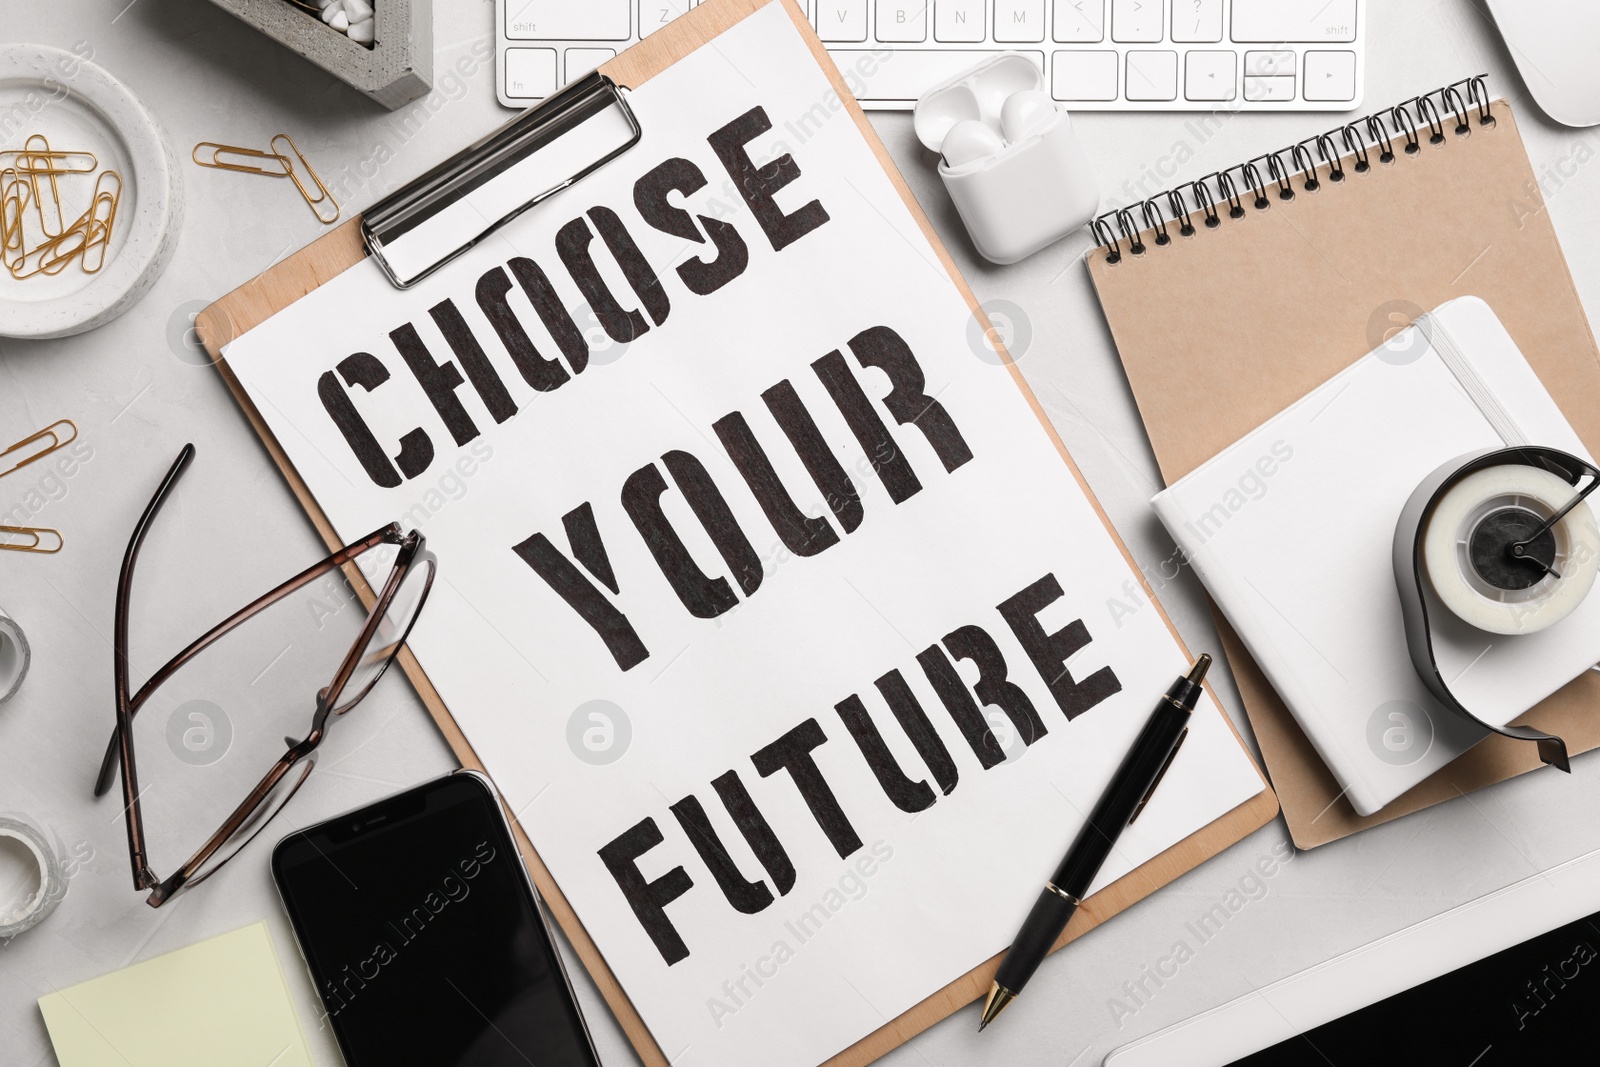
[{"x1": 979, "y1": 654, "x2": 1211, "y2": 1031}]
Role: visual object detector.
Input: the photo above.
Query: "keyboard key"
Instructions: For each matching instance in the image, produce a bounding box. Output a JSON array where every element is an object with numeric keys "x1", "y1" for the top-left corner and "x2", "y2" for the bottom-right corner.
[
  {"x1": 1184, "y1": 50, "x2": 1235, "y2": 100},
  {"x1": 829, "y1": 50, "x2": 1044, "y2": 102},
  {"x1": 565, "y1": 47, "x2": 616, "y2": 80},
  {"x1": 1304, "y1": 50, "x2": 1357, "y2": 101},
  {"x1": 877, "y1": 1, "x2": 929, "y2": 42},
  {"x1": 639, "y1": 0, "x2": 692, "y2": 38},
  {"x1": 1052, "y1": 50, "x2": 1118, "y2": 100},
  {"x1": 816, "y1": 0, "x2": 867, "y2": 41},
  {"x1": 504, "y1": 0, "x2": 629, "y2": 40},
  {"x1": 1231, "y1": 0, "x2": 1356, "y2": 43},
  {"x1": 1125, "y1": 50, "x2": 1177, "y2": 100},
  {"x1": 936, "y1": 0, "x2": 985, "y2": 41},
  {"x1": 995, "y1": 0, "x2": 1046, "y2": 43},
  {"x1": 1111, "y1": 0, "x2": 1162, "y2": 42},
  {"x1": 504, "y1": 47, "x2": 558, "y2": 97},
  {"x1": 1053, "y1": 0, "x2": 1104, "y2": 42},
  {"x1": 1243, "y1": 50, "x2": 1294, "y2": 77},
  {"x1": 1244, "y1": 74, "x2": 1294, "y2": 101},
  {"x1": 1170, "y1": 0, "x2": 1221, "y2": 42}
]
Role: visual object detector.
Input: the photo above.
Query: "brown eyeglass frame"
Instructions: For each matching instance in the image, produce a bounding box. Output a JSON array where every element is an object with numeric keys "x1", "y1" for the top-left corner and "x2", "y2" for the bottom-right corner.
[{"x1": 93, "y1": 443, "x2": 435, "y2": 907}]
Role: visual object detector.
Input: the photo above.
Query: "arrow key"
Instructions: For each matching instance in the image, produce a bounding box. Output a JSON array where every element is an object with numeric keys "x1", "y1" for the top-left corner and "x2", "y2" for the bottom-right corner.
[
  {"x1": 1304, "y1": 50, "x2": 1357, "y2": 102},
  {"x1": 1184, "y1": 50, "x2": 1236, "y2": 101}
]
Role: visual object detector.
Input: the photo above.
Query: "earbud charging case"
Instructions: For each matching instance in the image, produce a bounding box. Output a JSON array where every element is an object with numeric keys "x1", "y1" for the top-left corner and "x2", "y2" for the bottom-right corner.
[{"x1": 913, "y1": 53, "x2": 1100, "y2": 265}]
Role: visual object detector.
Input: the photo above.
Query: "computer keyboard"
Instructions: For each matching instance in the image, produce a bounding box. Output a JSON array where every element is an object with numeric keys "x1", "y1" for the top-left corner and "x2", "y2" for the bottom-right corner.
[{"x1": 496, "y1": 0, "x2": 1365, "y2": 112}]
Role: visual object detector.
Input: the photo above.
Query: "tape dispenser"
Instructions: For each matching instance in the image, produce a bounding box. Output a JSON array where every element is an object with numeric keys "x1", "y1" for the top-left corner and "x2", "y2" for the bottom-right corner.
[{"x1": 1394, "y1": 445, "x2": 1600, "y2": 770}]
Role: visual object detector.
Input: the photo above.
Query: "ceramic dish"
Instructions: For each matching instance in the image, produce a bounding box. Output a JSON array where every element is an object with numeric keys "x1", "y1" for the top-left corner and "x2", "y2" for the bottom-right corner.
[{"x1": 0, "y1": 45, "x2": 181, "y2": 339}]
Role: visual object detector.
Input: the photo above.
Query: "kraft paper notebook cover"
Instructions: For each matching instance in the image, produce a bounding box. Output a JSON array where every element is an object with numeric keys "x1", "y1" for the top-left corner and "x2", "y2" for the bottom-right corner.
[
  {"x1": 196, "y1": 2, "x2": 1277, "y2": 1066},
  {"x1": 1087, "y1": 82, "x2": 1600, "y2": 848}
]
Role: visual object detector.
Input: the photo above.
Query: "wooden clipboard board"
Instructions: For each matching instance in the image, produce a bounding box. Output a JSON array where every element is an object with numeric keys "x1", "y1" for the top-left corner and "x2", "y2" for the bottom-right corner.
[{"x1": 197, "y1": 2, "x2": 1279, "y2": 1063}]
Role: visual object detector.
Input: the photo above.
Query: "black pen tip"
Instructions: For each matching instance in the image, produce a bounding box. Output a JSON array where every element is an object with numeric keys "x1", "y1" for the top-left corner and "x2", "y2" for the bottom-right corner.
[{"x1": 1187, "y1": 653, "x2": 1211, "y2": 685}]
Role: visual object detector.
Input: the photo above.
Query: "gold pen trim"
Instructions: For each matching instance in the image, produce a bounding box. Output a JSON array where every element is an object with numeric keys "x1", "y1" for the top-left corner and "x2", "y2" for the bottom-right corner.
[{"x1": 1045, "y1": 882, "x2": 1080, "y2": 905}]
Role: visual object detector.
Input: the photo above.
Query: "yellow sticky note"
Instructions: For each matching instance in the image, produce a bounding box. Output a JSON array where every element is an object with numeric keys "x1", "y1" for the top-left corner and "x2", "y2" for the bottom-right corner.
[{"x1": 37, "y1": 921, "x2": 313, "y2": 1067}]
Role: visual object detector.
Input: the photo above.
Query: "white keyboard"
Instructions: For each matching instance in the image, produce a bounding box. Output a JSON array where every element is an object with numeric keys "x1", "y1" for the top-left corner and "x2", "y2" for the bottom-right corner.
[{"x1": 496, "y1": 0, "x2": 1365, "y2": 111}]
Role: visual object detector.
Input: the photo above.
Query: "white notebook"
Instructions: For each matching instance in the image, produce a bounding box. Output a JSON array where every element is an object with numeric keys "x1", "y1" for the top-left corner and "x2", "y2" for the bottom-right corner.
[{"x1": 1152, "y1": 297, "x2": 1600, "y2": 815}]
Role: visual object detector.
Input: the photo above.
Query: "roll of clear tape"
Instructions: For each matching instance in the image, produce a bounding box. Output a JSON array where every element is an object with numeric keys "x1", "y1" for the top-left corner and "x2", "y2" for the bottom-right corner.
[
  {"x1": 0, "y1": 817, "x2": 66, "y2": 938},
  {"x1": 1421, "y1": 465, "x2": 1600, "y2": 635},
  {"x1": 0, "y1": 603, "x2": 30, "y2": 704}
]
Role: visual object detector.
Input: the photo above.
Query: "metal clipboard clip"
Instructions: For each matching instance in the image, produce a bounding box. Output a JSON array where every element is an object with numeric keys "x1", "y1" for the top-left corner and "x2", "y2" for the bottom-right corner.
[{"x1": 362, "y1": 71, "x2": 642, "y2": 289}]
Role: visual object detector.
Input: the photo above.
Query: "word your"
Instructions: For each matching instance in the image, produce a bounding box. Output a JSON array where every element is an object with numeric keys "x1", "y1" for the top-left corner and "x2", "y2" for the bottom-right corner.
[
  {"x1": 601, "y1": 568, "x2": 1122, "y2": 966},
  {"x1": 1108, "y1": 840, "x2": 1295, "y2": 1028},
  {"x1": 707, "y1": 840, "x2": 894, "y2": 1029},
  {"x1": 518, "y1": 321, "x2": 971, "y2": 671},
  {"x1": 1511, "y1": 940, "x2": 1598, "y2": 1030},
  {"x1": 317, "y1": 840, "x2": 497, "y2": 1022},
  {"x1": 320, "y1": 104, "x2": 828, "y2": 490}
]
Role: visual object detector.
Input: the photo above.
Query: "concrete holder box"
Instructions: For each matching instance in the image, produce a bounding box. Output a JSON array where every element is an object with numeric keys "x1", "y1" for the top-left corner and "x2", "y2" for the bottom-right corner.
[{"x1": 202, "y1": 0, "x2": 432, "y2": 111}]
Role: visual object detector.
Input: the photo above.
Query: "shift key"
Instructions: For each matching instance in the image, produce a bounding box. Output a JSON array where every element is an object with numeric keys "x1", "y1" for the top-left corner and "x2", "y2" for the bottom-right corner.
[{"x1": 1230, "y1": 0, "x2": 1357, "y2": 43}]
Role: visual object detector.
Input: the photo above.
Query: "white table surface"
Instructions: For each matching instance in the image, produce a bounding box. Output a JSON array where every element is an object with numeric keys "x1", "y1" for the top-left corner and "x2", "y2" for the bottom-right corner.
[{"x1": 8, "y1": 3, "x2": 1600, "y2": 1065}]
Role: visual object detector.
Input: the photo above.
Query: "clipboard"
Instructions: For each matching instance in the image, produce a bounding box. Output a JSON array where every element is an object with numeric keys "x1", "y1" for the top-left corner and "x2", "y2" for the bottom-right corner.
[{"x1": 198, "y1": 3, "x2": 1279, "y2": 1063}]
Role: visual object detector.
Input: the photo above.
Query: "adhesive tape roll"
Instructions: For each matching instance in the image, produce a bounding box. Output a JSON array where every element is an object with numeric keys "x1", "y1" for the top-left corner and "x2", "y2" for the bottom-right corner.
[
  {"x1": 0, "y1": 603, "x2": 29, "y2": 705},
  {"x1": 1421, "y1": 464, "x2": 1600, "y2": 635},
  {"x1": 0, "y1": 817, "x2": 66, "y2": 938}
]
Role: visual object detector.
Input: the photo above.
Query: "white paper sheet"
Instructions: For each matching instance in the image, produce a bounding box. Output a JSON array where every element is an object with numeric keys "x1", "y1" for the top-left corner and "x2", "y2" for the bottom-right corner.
[{"x1": 223, "y1": 6, "x2": 1264, "y2": 1064}]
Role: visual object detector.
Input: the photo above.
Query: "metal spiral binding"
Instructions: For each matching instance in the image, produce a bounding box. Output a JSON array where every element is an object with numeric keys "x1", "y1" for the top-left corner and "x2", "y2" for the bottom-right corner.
[{"x1": 1090, "y1": 76, "x2": 1493, "y2": 264}]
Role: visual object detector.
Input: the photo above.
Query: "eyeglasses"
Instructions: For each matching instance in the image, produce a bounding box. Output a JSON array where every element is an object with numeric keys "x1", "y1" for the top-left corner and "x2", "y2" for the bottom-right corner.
[{"x1": 93, "y1": 444, "x2": 436, "y2": 907}]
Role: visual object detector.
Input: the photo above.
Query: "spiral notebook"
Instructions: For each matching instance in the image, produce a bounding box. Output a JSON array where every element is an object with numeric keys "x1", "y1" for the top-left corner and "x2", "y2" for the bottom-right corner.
[{"x1": 1087, "y1": 80, "x2": 1600, "y2": 847}]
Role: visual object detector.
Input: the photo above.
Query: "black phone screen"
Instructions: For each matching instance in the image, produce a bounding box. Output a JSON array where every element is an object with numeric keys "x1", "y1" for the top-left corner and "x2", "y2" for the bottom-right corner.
[{"x1": 272, "y1": 773, "x2": 598, "y2": 1067}]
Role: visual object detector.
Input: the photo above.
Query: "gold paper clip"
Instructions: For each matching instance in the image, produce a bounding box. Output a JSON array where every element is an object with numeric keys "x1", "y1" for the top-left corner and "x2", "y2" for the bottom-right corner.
[
  {"x1": 7, "y1": 221, "x2": 88, "y2": 279},
  {"x1": 8, "y1": 185, "x2": 108, "y2": 278},
  {"x1": 79, "y1": 171, "x2": 121, "y2": 274},
  {"x1": 271, "y1": 134, "x2": 340, "y2": 225},
  {"x1": 19, "y1": 135, "x2": 65, "y2": 238},
  {"x1": 1, "y1": 168, "x2": 29, "y2": 270},
  {"x1": 192, "y1": 141, "x2": 290, "y2": 177},
  {"x1": 5, "y1": 153, "x2": 97, "y2": 178},
  {"x1": 0, "y1": 146, "x2": 96, "y2": 173},
  {"x1": 0, "y1": 420, "x2": 78, "y2": 479},
  {"x1": 0, "y1": 526, "x2": 64, "y2": 554},
  {"x1": 41, "y1": 226, "x2": 92, "y2": 275}
]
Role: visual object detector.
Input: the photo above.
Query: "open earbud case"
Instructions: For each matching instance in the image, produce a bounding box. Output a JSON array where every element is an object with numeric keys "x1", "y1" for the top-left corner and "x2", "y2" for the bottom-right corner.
[{"x1": 913, "y1": 54, "x2": 1101, "y2": 265}]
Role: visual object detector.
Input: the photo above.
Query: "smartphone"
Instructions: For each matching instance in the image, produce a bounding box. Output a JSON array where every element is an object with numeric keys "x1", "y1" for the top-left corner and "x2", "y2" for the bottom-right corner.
[{"x1": 272, "y1": 771, "x2": 601, "y2": 1067}]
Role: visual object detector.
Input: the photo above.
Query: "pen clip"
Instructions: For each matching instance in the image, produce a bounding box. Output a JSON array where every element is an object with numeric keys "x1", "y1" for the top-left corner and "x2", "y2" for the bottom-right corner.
[{"x1": 1128, "y1": 727, "x2": 1188, "y2": 826}]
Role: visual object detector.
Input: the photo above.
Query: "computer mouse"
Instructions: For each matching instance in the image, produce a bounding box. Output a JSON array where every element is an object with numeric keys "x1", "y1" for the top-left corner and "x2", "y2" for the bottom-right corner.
[{"x1": 1484, "y1": 0, "x2": 1600, "y2": 127}]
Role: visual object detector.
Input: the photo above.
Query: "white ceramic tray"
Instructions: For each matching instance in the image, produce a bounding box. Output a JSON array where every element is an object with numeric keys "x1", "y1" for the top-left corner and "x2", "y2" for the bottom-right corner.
[{"x1": 0, "y1": 44, "x2": 182, "y2": 339}]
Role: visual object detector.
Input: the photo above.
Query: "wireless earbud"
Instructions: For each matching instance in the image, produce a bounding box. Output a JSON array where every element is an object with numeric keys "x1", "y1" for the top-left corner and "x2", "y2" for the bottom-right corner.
[
  {"x1": 914, "y1": 54, "x2": 1100, "y2": 263},
  {"x1": 1000, "y1": 90, "x2": 1061, "y2": 143},
  {"x1": 940, "y1": 119, "x2": 1005, "y2": 168}
]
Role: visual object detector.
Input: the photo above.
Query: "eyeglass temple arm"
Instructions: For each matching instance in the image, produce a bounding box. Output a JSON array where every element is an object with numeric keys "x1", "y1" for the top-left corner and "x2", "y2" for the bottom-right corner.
[
  {"x1": 109, "y1": 443, "x2": 195, "y2": 882},
  {"x1": 92, "y1": 519, "x2": 400, "y2": 797}
]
